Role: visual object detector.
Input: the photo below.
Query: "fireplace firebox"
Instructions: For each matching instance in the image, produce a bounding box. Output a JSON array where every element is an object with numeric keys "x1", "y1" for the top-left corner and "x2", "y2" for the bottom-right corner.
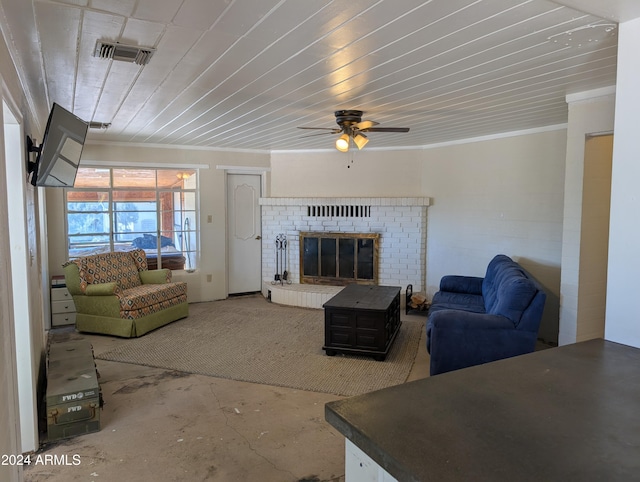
[{"x1": 300, "y1": 232, "x2": 379, "y2": 285}]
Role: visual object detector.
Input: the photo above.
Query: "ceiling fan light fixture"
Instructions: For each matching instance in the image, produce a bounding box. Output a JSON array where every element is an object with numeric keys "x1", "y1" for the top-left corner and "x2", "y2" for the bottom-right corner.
[
  {"x1": 353, "y1": 132, "x2": 369, "y2": 150},
  {"x1": 336, "y1": 133, "x2": 350, "y2": 152},
  {"x1": 299, "y1": 110, "x2": 409, "y2": 150}
]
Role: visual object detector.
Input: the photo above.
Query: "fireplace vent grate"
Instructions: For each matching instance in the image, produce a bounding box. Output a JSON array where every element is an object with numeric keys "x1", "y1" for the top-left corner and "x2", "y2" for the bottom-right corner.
[{"x1": 306, "y1": 205, "x2": 370, "y2": 218}]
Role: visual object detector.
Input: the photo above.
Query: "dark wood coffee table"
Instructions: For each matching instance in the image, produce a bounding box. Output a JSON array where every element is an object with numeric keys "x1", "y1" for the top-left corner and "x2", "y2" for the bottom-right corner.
[{"x1": 322, "y1": 284, "x2": 401, "y2": 361}]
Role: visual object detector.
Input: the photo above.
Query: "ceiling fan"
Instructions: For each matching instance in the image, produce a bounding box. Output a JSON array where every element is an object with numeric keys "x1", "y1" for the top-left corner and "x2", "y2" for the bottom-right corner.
[{"x1": 297, "y1": 110, "x2": 410, "y2": 152}]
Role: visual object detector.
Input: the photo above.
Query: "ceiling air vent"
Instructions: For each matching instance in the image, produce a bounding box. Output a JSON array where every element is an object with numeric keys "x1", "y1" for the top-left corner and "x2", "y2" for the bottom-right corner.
[
  {"x1": 88, "y1": 122, "x2": 111, "y2": 129},
  {"x1": 94, "y1": 41, "x2": 155, "y2": 65}
]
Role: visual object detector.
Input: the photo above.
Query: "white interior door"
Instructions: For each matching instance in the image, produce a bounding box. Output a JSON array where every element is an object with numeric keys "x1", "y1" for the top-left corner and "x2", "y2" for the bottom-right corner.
[{"x1": 227, "y1": 174, "x2": 262, "y2": 294}]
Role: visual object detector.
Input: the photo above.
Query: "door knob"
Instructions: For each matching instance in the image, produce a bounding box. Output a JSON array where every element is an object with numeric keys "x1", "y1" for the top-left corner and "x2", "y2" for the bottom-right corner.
[{"x1": 255, "y1": 235, "x2": 262, "y2": 240}]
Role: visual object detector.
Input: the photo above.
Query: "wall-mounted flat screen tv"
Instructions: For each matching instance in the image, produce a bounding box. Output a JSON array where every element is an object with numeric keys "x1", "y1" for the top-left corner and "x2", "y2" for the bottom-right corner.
[{"x1": 28, "y1": 103, "x2": 89, "y2": 187}]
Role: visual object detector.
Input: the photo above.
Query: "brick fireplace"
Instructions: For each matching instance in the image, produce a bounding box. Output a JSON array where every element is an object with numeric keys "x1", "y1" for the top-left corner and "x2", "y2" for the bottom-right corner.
[{"x1": 260, "y1": 197, "x2": 430, "y2": 307}]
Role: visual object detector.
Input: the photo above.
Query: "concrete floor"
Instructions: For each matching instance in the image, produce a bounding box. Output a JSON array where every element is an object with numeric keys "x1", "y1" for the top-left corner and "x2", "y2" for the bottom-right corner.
[{"x1": 24, "y1": 311, "x2": 430, "y2": 482}]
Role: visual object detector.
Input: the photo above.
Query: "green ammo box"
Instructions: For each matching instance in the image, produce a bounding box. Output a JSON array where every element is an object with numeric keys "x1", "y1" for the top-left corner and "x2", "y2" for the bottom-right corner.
[{"x1": 46, "y1": 340, "x2": 101, "y2": 441}]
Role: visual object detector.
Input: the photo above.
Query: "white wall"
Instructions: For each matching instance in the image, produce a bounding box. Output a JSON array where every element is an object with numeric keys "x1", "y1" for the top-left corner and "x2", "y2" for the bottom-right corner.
[
  {"x1": 606, "y1": 17, "x2": 640, "y2": 348},
  {"x1": 271, "y1": 130, "x2": 567, "y2": 344},
  {"x1": 0, "y1": 97, "x2": 21, "y2": 482},
  {"x1": 420, "y1": 131, "x2": 567, "y2": 344},
  {"x1": 0, "y1": 21, "x2": 40, "y2": 480},
  {"x1": 270, "y1": 149, "x2": 423, "y2": 197},
  {"x1": 4, "y1": 107, "x2": 41, "y2": 454},
  {"x1": 46, "y1": 143, "x2": 271, "y2": 302}
]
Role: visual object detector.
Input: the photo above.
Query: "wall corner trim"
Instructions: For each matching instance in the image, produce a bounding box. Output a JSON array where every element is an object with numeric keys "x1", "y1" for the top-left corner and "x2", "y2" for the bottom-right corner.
[{"x1": 566, "y1": 86, "x2": 616, "y2": 104}]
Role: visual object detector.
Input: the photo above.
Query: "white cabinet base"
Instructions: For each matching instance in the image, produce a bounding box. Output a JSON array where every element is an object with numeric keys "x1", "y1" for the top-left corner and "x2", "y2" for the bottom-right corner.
[
  {"x1": 51, "y1": 285, "x2": 76, "y2": 327},
  {"x1": 345, "y1": 439, "x2": 398, "y2": 482},
  {"x1": 51, "y1": 312, "x2": 77, "y2": 327}
]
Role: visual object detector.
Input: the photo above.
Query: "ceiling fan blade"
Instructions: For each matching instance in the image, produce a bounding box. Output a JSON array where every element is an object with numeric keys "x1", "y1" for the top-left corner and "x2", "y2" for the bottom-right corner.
[
  {"x1": 297, "y1": 127, "x2": 338, "y2": 131},
  {"x1": 361, "y1": 127, "x2": 410, "y2": 133},
  {"x1": 354, "y1": 120, "x2": 378, "y2": 130},
  {"x1": 299, "y1": 131, "x2": 341, "y2": 138}
]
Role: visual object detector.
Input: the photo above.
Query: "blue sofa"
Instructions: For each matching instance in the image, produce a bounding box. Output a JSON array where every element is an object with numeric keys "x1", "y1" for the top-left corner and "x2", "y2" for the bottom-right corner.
[{"x1": 426, "y1": 255, "x2": 546, "y2": 376}]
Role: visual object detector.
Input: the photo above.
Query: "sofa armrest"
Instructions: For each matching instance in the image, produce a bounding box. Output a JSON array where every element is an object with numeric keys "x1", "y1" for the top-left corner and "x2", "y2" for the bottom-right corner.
[
  {"x1": 439, "y1": 275, "x2": 484, "y2": 294},
  {"x1": 427, "y1": 309, "x2": 536, "y2": 376},
  {"x1": 85, "y1": 282, "x2": 117, "y2": 296},
  {"x1": 63, "y1": 262, "x2": 83, "y2": 295},
  {"x1": 140, "y1": 269, "x2": 171, "y2": 285}
]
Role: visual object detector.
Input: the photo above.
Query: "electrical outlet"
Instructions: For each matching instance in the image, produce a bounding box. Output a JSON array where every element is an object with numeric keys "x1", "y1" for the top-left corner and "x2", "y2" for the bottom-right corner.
[
  {"x1": 206, "y1": 274, "x2": 212, "y2": 282},
  {"x1": 207, "y1": 215, "x2": 213, "y2": 223}
]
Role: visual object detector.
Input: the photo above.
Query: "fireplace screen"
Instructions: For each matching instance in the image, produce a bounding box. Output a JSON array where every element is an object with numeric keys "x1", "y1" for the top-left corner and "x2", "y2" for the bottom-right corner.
[{"x1": 300, "y1": 232, "x2": 379, "y2": 285}]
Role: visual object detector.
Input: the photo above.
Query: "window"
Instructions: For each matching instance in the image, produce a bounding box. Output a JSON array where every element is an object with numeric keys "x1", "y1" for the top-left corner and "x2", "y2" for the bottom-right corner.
[{"x1": 66, "y1": 167, "x2": 198, "y2": 270}]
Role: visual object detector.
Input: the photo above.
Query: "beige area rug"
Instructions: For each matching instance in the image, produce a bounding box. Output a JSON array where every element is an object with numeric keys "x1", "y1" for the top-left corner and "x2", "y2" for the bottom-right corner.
[{"x1": 96, "y1": 295, "x2": 423, "y2": 397}]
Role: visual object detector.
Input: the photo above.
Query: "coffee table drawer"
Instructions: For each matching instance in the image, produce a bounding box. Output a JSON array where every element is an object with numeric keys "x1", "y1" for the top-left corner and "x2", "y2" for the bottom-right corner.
[
  {"x1": 327, "y1": 329, "x2": 353, "y2": 347},
  {"x1": 355, "y1": 332, "x2": 380, "y2": 350},
  {"x1": 328, "y1": 312, "x2": 354, "y2": 327}
]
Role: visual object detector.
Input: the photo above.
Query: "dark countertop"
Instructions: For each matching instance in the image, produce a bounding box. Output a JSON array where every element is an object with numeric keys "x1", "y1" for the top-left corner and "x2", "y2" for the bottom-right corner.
[{"x1": 325, "y1": 339, "x2": 640, "y2": 482}]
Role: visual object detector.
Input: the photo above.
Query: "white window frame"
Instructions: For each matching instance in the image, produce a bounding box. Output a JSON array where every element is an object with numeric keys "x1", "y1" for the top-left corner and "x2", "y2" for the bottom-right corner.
[{"x1": 64, "y1": 166, "x2": 200, "y2": 270}]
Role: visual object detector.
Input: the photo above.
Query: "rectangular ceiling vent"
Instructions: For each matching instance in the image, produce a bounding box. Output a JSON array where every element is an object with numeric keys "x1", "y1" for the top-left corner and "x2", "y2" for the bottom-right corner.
[
  {"x1": 94, "y1": 41, "x2": 155, "y2": 65},
  {"x1": 88, "y1": 121, "x2": 111, "y2": 129}
]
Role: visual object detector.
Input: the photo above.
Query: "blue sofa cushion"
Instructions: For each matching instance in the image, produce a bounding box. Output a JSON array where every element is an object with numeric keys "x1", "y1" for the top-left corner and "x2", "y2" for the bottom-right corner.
[
  {"x1": 439, "y1": 275, "x2": 483, "y2": 295},
  {"x1": 430, "y1": 291, "x2": 485, "y2": 313},
  {"x1": 482, "y1": 259, "x2": 537, "y2": 325},
  {"x1": 482, "y1": 255, "x2": 513, "y2": 310},
  {"x1": 488, "y1": 273, "x2": 537, "y2": 325}
]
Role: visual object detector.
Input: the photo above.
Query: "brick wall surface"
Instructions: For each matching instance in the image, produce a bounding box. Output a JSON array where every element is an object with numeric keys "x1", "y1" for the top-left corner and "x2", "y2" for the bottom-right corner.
[{"x1": 260, "y1": 198, "x2": 429, "y2": 291}]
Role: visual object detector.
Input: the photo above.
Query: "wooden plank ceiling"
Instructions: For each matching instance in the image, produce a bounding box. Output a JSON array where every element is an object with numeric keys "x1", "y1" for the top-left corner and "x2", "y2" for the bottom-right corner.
[{"x1": 0, "y1": 0, "x2": 623, "y2": 151}]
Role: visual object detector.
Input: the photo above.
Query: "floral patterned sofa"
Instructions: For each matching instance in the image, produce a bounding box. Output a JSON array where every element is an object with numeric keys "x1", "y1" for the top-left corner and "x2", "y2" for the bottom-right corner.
[{"x1": 63, "y1": 249, "x2": 188, "y2": 337}]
